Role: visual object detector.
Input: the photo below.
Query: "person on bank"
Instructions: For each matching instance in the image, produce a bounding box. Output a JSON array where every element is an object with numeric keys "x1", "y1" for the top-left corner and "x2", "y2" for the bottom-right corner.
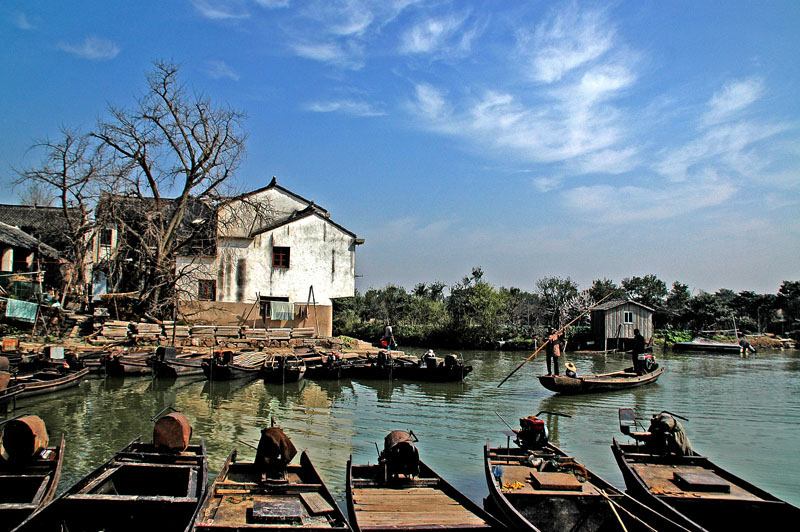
[
  {"x1": 632, "y1": 328, "x2": 646, "y2": 374},
  {"x1": 545, "y1": 327, "x2": 564, "y2": 376},
  {"x1": 738, "y1": 333, "x2": 756, "y2": 355},
  {"x1": 381, "y1": 323, "x2": 397, "y2": 350}
]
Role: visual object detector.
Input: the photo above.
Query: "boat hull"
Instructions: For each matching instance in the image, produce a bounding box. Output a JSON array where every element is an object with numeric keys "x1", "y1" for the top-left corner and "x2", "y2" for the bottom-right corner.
[
  {"x1": 13, "y1": 438, "x2": 207, "y2": 532},
  {"x1": 611, "y1": 439, "x2": 800, "y2": 532},
  {"x1": 537, "y1": 366, "x2": 663, "y2": 394},
  {"x1": 484, "y1": 443, "x2": 693, "y2": 532},
  {"x1": 15, "y1": 368, "x2": 89, "y2": 399},
  {"x1": 0, "y1": 433, "x2": 63, "y2": 532},
  {"x1": 348, "y1": 459, "x2": 503, "y2": 532}
]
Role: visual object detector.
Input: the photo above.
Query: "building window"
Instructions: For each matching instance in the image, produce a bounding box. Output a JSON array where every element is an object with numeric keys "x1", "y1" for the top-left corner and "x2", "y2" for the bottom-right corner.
[
  {"x1": 99, "y1": 228, "x2": 113, "y2": 247},
  {"x1": 623, "y1": 311, "x2": 634, "y2": 324},
  {"x1": 273, "y1": 246, "x2": 290, "y2": 268},
  {"x1": 198, "y1": 280, "x2": 216, "y2": 301}
]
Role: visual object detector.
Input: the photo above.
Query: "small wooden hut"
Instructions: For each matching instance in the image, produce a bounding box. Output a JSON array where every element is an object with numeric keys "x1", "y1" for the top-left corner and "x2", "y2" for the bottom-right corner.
[{"x1": 591, "y1": 299, "x2": 654, "y2": 351}]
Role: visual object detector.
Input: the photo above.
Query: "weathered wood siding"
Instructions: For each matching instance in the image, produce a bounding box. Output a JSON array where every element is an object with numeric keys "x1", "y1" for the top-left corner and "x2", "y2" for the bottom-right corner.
[{"x1": 592, "y1": 303, "x2": 653, "y2": 345}]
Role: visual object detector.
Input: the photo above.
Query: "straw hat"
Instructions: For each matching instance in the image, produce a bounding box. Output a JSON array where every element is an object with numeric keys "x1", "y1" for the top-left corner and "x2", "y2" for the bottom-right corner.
[{"x1": 565, "y1": 362, "x2": 576, "y2": 371}]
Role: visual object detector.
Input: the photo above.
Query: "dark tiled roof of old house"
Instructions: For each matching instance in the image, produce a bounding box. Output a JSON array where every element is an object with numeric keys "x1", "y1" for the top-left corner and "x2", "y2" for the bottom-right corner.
[
  {"x1": 0, "y1": 221, "x2": 61, "y2": 259},
  {"x1": 0, "y1": 203, "x2": 80, "y2": 252}
]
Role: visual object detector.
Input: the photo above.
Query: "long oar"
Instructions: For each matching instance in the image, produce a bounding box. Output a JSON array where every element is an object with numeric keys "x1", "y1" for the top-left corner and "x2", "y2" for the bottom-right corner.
[{"x1": 497, "y1": 293, "x2": 611, "y2": 388}]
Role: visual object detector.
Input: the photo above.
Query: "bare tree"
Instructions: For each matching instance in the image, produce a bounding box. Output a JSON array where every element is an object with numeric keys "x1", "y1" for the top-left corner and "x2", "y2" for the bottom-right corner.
[
  {"x1": 92, "y1": 60, "x2": 247, "y2": 316},
  {"x1": 15, "y1": 127, "x2": 106, "y2": 304},
  {"x1": 18, "y1": 182, "x2": 55, "y2": 206}
]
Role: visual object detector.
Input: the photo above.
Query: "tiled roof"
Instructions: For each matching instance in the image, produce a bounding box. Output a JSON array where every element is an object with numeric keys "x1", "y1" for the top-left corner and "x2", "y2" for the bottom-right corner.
[{"x1": 0, "y1": 221, "x2": 60, "y2": 258}]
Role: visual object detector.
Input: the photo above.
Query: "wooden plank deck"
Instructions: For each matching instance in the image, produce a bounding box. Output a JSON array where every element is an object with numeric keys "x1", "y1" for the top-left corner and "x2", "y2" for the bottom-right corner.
[
  {"x1": 631, "y1": 463, "x2": 764, "y2": 501},
  {"x1": 352, "y1": 486, "x2": 488, "y2": 529}
]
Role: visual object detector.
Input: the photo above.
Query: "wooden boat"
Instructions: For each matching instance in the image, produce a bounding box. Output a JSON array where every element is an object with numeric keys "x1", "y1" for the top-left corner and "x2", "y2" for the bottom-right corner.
[
  {"x1": 13, "y1": 367, "x2": 89, "y2": 399},
  {"x1": 671, "y1": 339, "x2": 741, "y2": 354},
  {"x1": 611, "y1": 408, "x2": 800, "y2": 532},
  {"x1": 261, "y1": 354, "x2": 306, "y2": 383},
  {"x1": 302, "y1": 350, "x2": 356, "y2": 380},
  {"x1": 202, "y1": 350, "x2": 264, "y2": 381},
  {"x1": 193, "y1": 426, "x2": 350, "y2": 530},
  {"x1": 347, "y1": 430, "x2": 505, "y2": 532},
  {"x1": 537, "y1": 365, "x2": 664, "y2": 394},
  {"x1": 485, "y1": 412, "x2": 693, "y2": 532},
  {"x1": 14, "y1": 412, "x2": 208, "y2": 532},
  {"x1": 354, "y1": 352, "x2": 473, "y2": 382},
  {"x1": 151, "y1": 346, "x2": 207, "y2": 378},
  {"x1": 0, "y1": 383, "x2": 23, "y2": 413},
  {"x1": 104, "y1": 350, "x2": 153, "y2": 376},
  {"x1": 0, "y1": 416, "x2": 63, "y2": 532}
]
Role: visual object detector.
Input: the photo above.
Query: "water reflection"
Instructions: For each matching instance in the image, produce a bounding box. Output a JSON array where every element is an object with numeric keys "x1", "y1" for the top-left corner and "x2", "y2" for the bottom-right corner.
[{"x1": 3, "y1": 348, "x2": 799, "y2": 508}]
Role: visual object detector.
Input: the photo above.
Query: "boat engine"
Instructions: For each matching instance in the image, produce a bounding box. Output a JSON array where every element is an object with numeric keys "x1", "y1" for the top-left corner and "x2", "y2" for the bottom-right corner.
[
  {"x1": 254, "y1": 426, "x2": 298, "y2": 480},
  {"x1": 379, "y1": 430, "x2": 420, "y2": 479},
  {"x1": 515, "y1": 415, "x2": 549, "y2": 450}
]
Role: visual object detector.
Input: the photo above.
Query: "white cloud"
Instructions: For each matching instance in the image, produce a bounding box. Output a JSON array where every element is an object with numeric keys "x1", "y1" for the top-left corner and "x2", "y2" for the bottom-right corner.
[
  {"x1": 521, "y1": 5, "x2": 614, "y2": 83},
  {"x1": 399, "y1": 13, "x2": 473, "y2": 55},
  {"x1": 410, "y1": 83, "x2": 449, "y2": 120},
  {"x1": 191, "y1": 0, "x2": 249, "y2": 20},
  {"x1": 57, "y1": 37, "x2": 119, "y2": 60},
  {"x1": 206, "y1": 60, "x2": 240, "y2": 81},
  {"x1": 703, "y1": 78, "x2": 763, "y2": 126},
  {"x1": 562, "y1": 178, "x2": 737, "y2": 223},
  {"x1": 290, "y1": 41, "x2": 363, "y2": 69},
  {"x1": 533, "y1": 176, "x2": 563, "y2": 192},
  {"x1": 254, "y1": 0, "x2": 290, "y2": 8},
  {"x1": 305, "y1": 99, "x2": 385, "y2": 116},
  {"x1": 13, "y1": 12, "x2": 33, "y2": 30}
]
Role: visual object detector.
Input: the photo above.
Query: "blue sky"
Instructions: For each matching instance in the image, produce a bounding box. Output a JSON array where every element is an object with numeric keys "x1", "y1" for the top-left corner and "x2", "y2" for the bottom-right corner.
[{"x1": 1, "y1": 1, "x2": 798, "y2": 295}]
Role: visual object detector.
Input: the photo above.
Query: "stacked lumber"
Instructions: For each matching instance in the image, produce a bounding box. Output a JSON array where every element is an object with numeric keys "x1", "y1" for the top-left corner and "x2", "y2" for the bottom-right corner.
[
  {"x1": 233, "y1": 351, "x2": 267, "y2": 369},
  {"x1": 101, "y1": 321, "x2": 131, "y2": 341},
  {"x1": 215, "y1": 326, "x2": 241, "y2": 338},
  {"x1": 291, "y1": 327, "x2": 316, "y2": 339},
  {"x1": 242, "y1": 328, "x2": 268, "y2": 340},
  {"x1": 267, "y1": 328, "x2": 291, "y2": 340},
  {"x1": 191, "y1": 326, "x2": 216, "y2": 337},
  {"x1": 133, "y1": 322, "x2": 164, "y2": 341}
]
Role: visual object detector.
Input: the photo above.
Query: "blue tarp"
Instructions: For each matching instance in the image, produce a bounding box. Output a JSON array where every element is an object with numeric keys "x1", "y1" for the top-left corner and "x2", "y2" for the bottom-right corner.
[{"x1": 5, "y1": 298, "x2": 38, "y2": 323}]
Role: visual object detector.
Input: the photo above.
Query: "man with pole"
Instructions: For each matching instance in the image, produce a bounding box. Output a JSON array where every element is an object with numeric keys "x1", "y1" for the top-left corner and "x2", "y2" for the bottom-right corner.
[{"x1": 545, "y1": 327, "x2": 564, "y2": 376}]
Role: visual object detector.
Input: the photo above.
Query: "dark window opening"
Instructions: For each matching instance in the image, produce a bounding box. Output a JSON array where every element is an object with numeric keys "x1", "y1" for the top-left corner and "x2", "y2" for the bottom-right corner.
[
  {"x1": 623, "y1": 311, "x2": 633, "y2": 324},
  {"x1": 99, "y1": 228, "x2": 113, "y2": 247},
  {"x1": 198, "y1": 279, "x2": 216, "y2": 301},
  {"x1": 273, "y1": 246, "x2": 290, "y2": 268}
]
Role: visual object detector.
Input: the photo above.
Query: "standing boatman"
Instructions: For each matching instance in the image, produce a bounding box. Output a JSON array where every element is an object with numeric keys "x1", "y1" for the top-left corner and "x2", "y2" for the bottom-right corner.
[
  {"x1": 632, "y1": 328, "x2": 646, "y2": 374},
  {"x1": 545, "y1": 327, "x2": 563, "y2": 376}
]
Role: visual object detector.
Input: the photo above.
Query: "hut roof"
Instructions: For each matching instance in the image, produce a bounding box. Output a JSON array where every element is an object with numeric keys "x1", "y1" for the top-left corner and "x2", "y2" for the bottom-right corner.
[
  {"x1": 593, "y1": 299, "x2": 655, "y2": 313},
  {"x1": 0, "y1": 221, "x2": 61, "y2": 259}
]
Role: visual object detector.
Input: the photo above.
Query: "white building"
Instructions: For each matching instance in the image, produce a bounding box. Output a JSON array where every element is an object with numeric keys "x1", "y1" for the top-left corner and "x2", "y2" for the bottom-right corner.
[{"x1": 176, "y1": 178, "x2": 363, "y2": 336}]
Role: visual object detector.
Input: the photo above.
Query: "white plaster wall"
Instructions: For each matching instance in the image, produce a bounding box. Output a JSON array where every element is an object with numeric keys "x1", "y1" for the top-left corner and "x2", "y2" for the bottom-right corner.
[
  {"x1": 177, "y1": 215, "x2": 356, "y2": 306},
  {"x1": 218, "y1": 187, "x2": 309, "y2": 238}
]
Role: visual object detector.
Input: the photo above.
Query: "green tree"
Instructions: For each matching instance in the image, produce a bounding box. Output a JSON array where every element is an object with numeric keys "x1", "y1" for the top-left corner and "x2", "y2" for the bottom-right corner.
[
  {"x1": 622, "y1": 274, "x2": 667, "y2": 309},
  {"x1": 535, "y1": 276, "x2": 579, "y2": 328},
  {"x1": 589, "y1": 278, "x2": 626, "y2": 302},
  {"x1": 447, "y1": 267, "x2": 509, "y2": 344}
]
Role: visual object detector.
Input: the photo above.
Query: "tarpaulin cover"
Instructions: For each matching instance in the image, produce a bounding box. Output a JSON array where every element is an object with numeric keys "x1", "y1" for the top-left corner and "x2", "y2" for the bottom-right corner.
[
  {"x1": 270, "y1": 301, "x2": 294, "y2": 321},
  {"x1": 5, "y1": 298, "x2": 38, "y2": 323}
]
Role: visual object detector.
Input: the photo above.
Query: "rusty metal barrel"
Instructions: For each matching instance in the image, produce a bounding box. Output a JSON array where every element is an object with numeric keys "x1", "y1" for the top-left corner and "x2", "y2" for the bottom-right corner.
[
  {"x1": 0, "y1": 415, "x2": 49, "y2": 463},
  {"x1": 153, "y1": 412, "x2": 192, "y2": 452}
]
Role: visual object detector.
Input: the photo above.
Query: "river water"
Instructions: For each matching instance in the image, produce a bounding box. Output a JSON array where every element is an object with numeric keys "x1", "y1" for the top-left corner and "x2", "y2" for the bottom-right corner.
[{"x1": 10, "y1": 347, "x2": 800, "y2": 509}]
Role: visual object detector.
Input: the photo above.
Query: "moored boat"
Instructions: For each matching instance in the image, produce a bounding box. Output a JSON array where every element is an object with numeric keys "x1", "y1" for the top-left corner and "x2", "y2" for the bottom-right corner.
[
  {"x1": 13, "y1": 367, "x2": 89, "y2": 399},
  {"x1": 671, "y1": 338, "x2": 741, "y2": 354},
  {"x1": 193, "y1": 423, "x2": 350, "y2": 530},
  {"x1": 611, "y1": 408, "x2": 800, "y2": 532},
  {"x1": 103, "y1": 350, "x2": 153, "y2": 376},
  {"x1": 202, "y1": 350, "x2": 264, "y2": 381},
  {"x1": 537, "y1": 365, "x2": 663, "y2": 394},
  {"x1": 348, "y1": 430, "x2": 505, "y2": 532},
  {"x1": 485, "y1": 412, "x2": 693, "y2": 532},
  {"x1": 0, "y1": 415, "x2": 63, "y2": 532},
  {"x1": 151, "y1": 346, "x2": 207, "y2": 378},
  {"x1": 261, "y1": 353, "x2": 306, "y2": 383},
  {"x1": 0, "y1": 383, "x2": 23, "y2": 413},
  {"x1": 13, "y1": 410, "x2": 208, "y2": 532},
  {"x1": 353, "y1": 351, "x2": 473, "y2": 382}
]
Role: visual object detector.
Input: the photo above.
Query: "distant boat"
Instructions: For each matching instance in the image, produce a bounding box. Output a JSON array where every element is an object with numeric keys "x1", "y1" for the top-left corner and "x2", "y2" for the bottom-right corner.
[
  {"x1": 150, "y1": 346, "x2": 207, "y2": 378},
  {"x1": 671, "y1": 338, "x2": 740, "y2": 354},
  {"x1": 261, "y1": 354, "x2": 306, "y2": 383},
  {"x1": 13, "y1": 367, "x2": 89, "y2": 399},
  {"x1": 611, "y1": 408, "x2": 800, "y2": 532},
  {"x1": 202, "y1": 350, "x2": 263, "y2": 381},
  {"x1": 537, "y1": 365, "x2": 664, "y2": 395}
]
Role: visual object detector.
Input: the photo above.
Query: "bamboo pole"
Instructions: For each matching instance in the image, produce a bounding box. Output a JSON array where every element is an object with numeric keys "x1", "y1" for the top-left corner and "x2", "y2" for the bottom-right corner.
[{"x1": 497, "y1": 293, "x2": 611, "y2": 388}]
